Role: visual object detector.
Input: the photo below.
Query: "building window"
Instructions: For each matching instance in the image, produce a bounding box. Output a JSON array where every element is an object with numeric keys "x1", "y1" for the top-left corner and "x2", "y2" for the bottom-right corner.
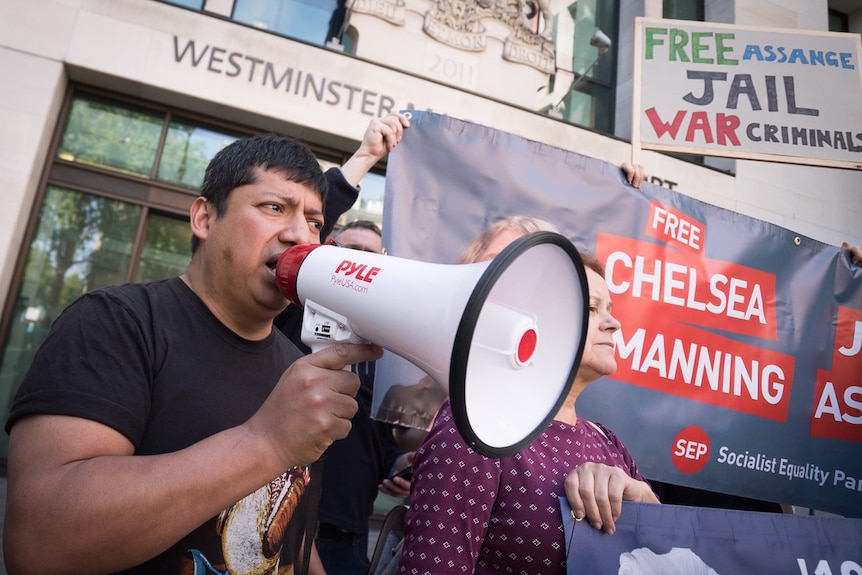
[
  {"x1": 138, "y1": 211, "x2": 200, "y2": 281},
  {"x1": 232, "y1": 0, "x2": 346, "y2": 48},
  {"x1": 554, "y1": 0, "x2": 619, "y2": 134},
  {"x1": 158, "y1": 122, "x2": 240, "y2": 189},
  {"x1": 0, "y1": 88, "x2": 379, "y2": 458},
  {"x1": 57, "y1": 96, "x2": 164, "y2": 177},
  {"x1": 828, "y1": 9, "x2": 850, "y2": 32},
  {"x1": 663, "y1": 0, "x2": 705, "y2": 21},
  {"x1": 159, "y1": 0, "x2": 204, "y2": 8},
  {"x1": 339, "y1": 172, "x2": 386, "y2": 230}
]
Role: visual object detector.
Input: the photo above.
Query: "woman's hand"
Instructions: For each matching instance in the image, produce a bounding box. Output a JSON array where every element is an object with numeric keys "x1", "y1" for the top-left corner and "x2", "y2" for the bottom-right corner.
[{"x1": 564, "y1": 462, "x2": 659, "y2": 534}]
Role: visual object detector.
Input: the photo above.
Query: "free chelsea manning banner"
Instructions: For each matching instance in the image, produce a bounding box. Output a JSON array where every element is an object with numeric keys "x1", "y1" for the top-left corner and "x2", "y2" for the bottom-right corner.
[{"x1": 372, "y1": 111, "x2": 862, "y2": 517}]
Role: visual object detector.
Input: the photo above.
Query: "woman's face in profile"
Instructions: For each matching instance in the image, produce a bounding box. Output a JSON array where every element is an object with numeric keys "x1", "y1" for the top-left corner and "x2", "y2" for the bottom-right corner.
[{"x1": 578, "y1": 268, "x2": 622, "y2": 382}]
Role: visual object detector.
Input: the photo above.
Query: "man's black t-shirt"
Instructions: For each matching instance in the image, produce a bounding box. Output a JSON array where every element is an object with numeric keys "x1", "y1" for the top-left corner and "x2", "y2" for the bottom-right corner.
[{"x1": 8, "y1": 277, "x2": 315, "y2": 574}]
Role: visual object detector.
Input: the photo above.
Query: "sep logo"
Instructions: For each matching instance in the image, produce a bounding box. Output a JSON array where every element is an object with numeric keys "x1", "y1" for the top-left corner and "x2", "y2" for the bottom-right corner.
[{"x1": 671, "y1": 425, "x2": 711, "y2": 474}]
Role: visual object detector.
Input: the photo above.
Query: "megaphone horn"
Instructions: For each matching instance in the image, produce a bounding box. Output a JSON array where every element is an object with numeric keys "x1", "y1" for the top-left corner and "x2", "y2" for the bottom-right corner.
[{"x1": 276, "y1": 231, "x2": 589, "y2": 457}]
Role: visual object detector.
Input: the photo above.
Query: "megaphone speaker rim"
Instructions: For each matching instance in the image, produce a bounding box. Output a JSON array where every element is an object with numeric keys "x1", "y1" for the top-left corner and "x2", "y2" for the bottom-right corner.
[{"x1": 449, "y1": 231, "x2": 589, "y2": 458}]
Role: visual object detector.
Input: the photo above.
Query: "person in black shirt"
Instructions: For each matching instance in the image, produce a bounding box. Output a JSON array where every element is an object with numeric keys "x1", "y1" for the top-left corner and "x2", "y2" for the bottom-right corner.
[{"x1": 4, "y1": 133, "x2": 383, "y2": 574}]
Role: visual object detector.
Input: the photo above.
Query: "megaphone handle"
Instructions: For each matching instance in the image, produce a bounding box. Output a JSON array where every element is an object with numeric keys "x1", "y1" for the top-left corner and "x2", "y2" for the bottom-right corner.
[
  {"x1": 302, "y1": 300, "x2": 368, "y2": 372},
  {"x1": 307, "y1": 341, "x2": 353, "y2": 372}
]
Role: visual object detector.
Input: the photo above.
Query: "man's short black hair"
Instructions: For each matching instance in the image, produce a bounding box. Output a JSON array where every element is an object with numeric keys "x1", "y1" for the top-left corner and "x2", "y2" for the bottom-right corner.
[{"x1": 191, "y1": 134, "x2": 328, "y2": 253}]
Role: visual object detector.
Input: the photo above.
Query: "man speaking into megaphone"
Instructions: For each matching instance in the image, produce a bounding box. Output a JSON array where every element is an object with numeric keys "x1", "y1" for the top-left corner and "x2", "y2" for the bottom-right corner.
[{"x1": 3, "y1": 132, "x2": 386, "y2": 575}]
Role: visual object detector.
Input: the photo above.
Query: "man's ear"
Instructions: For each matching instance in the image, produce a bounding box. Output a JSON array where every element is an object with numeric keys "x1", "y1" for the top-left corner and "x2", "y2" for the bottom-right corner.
[{"x1": 189, "y1": 196, "x2": 212, "y2": 244}]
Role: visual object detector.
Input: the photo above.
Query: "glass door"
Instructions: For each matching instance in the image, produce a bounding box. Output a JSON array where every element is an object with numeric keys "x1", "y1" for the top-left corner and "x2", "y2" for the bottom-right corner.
[{"x1": 0, "y1": 187, "x2": 191, "y2": 456}]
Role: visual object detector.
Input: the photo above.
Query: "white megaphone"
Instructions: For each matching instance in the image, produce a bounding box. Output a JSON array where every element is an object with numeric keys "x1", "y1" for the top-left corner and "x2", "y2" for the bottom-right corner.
[{"x1": 276, "y1": 231, "x2": 588, "y2": 457}]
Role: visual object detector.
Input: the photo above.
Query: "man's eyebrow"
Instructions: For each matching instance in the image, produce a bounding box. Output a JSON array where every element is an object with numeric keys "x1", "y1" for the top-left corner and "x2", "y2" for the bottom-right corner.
[
  {"x1": 260, "y1": 190, "x2": 296, "y2": 204},
  {"x1": 261, "y1": 191, "x2": 323, "y2": 217}
]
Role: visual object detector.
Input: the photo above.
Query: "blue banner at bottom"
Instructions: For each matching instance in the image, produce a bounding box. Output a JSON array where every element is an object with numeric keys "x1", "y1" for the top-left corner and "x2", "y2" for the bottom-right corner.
[{"x1": 561, "y1": 499, "x2": 862, "y2": 575}]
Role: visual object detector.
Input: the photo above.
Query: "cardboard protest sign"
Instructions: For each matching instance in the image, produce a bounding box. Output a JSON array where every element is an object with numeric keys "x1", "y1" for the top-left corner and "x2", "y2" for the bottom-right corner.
[{"x1": 633, "y1": 18, "x2": 862, "y2": 169}]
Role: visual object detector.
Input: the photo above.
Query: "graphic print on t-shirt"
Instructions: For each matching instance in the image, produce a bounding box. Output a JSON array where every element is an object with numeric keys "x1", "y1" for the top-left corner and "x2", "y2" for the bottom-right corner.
[{"x1": 181, "y1": 466, "x2": 310, "y2": 575}]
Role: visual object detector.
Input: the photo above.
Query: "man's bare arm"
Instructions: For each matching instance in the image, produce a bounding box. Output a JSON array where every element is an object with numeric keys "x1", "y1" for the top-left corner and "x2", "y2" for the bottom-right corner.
[{"x1": 4, "y1": 343, "x2": 382, "y2": 575}]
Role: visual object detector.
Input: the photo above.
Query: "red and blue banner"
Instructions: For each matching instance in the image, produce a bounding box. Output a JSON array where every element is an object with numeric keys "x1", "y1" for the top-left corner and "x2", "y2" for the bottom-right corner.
[{"x1": 372, "y1": 110, "x2": 862, "y2": 517}]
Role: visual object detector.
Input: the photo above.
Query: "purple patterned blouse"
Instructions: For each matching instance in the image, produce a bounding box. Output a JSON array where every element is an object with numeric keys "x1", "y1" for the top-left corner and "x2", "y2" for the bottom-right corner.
[{"x1": 397, "y1": 400, "x2": 648, "y2": 575}]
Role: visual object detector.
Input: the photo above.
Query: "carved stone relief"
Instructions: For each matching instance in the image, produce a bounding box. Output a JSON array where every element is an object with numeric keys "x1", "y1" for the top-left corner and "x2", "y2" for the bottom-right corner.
[
  {"x1": 351, "y1": 0, "x2": 408, "y2": 26},
  {"x1": 351, "y1": 0, "x2": 556, "y2": 74}
]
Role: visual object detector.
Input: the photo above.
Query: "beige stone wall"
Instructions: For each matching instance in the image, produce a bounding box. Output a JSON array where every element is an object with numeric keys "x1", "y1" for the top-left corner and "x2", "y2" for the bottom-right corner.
[{"x1": 0, "y1": 45, "x2": 66, "y2": 314}]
